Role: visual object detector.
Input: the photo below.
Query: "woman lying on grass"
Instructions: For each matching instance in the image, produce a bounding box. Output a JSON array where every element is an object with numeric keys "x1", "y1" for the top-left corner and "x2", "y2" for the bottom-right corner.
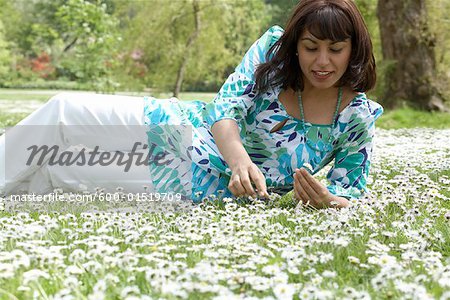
[{"x1": 0, "y1": 0, "x2": 383, "y2": 209}]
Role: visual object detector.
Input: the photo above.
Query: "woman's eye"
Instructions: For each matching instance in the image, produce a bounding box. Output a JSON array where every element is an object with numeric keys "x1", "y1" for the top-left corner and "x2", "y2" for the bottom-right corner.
[
  {"x1": 306, "y1": 48, "x2": 317, "y2": 52},
  {"x1": 330, "y1": 48, "x2": 343, "y2": 53}
]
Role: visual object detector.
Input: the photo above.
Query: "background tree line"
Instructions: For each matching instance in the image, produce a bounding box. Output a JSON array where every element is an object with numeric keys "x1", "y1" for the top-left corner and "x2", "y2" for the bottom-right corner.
[{"x1": 0, "y1": 0, "x2": 448, "y2": 111}]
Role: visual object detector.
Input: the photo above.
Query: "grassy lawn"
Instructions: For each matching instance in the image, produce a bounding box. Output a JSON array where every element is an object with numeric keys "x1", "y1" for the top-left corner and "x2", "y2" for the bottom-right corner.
[
  {"x1": 0, "y1": 89, "x2": 216, "y2": 102},
  {"x1": 0, "y1": 89, "x2": 450, "y2": 299},
  {"x1": 0, "y1": 93, "x2": 52, "y2": 102},
  {"x1": 0, "y1": 129, "x2": 449, "y2": 299},
  {"x1": 377, "y1": 107, "x2": 450, "y2": 129}
]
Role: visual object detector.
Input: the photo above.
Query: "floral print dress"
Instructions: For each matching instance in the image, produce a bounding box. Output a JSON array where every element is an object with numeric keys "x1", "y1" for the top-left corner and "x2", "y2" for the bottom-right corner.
[{"x1": 144, "y1": 25, "x2": 384, "y2": 202}]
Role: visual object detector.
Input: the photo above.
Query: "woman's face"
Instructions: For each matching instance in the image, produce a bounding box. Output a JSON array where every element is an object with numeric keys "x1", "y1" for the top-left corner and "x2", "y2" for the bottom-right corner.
[{"x1": 296, "y1": 30, "x2": 352, "y2": 90}]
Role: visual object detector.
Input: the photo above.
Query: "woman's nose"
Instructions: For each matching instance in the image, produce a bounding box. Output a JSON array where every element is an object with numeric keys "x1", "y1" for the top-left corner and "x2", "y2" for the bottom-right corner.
[{"x1": 316, "y1": 50, "x2": 330, "y2": 66}]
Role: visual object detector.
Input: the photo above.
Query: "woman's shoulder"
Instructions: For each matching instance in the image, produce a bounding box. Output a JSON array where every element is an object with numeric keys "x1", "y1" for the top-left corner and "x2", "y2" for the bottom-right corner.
[
  {"x1": 234, "y1": 25, "x2": 285, "y2": 78},
  {"x1": 266, "y1": 25, "x2": 284, "y2": 36},
  {"x1": 259, "y1": 25, "x2": 284, "y2": 49},
  {"x1": 338, "y1": 92, "x2": 384, "y2": 124}
]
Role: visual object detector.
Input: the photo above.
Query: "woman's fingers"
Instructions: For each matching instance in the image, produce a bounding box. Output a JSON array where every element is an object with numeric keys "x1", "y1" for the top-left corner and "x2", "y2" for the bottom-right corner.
[
  {"x1": 299, "y1": 168, "x2": 332, "y2": 207},
  {"x1": 296, "y1": 169, "x2": 319, "y2": 200},
  {"x1": 293, "y1": 171, "x2": 305, "y2": 200},
  {"x1": 228, "y1": 170, "x2": 255, "y2": 197},
  {"x1": 294, "y1": 172, "x2": 308, "y2": 203},
  {"x1": 249, "y1": 166, "x2": 269, "y2": 198},
  {"x1": 229, "y1": 164, "x2": 268, "y2": 198},
  {"x1": 299, "y1": 168, "x2": 323, "y2": 195},
  {"x1": 293, "y1": 173, "x2": 303, "y2": 201},
  {"x1": 228, "y1": 174, "x2": 245, "y2": 197},
  {"x1": 240, "y1": 172, "x2": 256, "y2": 197},
  {"x1": 295, "y1": 168, "x2": 332, "y2": 209},
  {"x1": 294, "y1": 169, "x2": 318, "y2": 207}
]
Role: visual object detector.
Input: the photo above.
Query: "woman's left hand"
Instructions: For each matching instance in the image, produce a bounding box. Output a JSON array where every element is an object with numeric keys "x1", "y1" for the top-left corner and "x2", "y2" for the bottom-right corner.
[{"x1": 293, "y1": 168, "x2": 348, "y2": 209}]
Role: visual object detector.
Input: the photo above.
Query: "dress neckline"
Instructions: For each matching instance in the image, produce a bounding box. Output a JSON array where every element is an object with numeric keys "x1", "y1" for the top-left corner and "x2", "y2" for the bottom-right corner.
[
  {"x1": 274, "y1": 87, "x2": 364, "y2": 127},
  {"x1": 299, "y1": 87, "x2": 342, "y2": 127}
]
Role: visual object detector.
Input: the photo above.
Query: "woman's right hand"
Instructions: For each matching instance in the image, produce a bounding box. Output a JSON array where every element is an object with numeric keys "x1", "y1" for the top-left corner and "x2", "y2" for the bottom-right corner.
[
  {"x1": 228, "y1": 161, "x2": 269, "y2": 198},
  {"x1": 211, "y1": 119, "x2": 269, "y2": 199}
]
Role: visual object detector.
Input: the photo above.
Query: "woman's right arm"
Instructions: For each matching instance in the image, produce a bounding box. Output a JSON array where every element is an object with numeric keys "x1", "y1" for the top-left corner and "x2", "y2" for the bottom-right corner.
[
  {"x1": 211, "y1": 119, "x2": 269, "y2": 198},
  {"x1": 206, "y1": 26, "x2": 283, "y2": 198}
]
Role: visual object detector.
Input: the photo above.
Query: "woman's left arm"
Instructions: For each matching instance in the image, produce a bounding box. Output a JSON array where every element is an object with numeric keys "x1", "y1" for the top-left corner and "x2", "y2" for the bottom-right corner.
[
  {"x1": 294, "y1": 101, "x2": 383, "y2": 209},
  {"x1": 294, "y1": 126, "x2": 374, "y2": 209}
]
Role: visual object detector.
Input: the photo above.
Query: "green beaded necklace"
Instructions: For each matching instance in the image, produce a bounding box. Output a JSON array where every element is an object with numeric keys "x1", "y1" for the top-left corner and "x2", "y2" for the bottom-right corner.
[{"x1": 298, "y1": 87, "x2": 343, "y2": 153}]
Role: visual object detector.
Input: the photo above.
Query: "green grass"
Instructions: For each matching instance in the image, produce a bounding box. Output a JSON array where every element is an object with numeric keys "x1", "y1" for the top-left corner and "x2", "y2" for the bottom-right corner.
[
  {"x1": 1, "y1": 89, "x2": 449, "y2": 299},
  {"x1": 0, "y1": 112, "x2": 29, "y2": 128},
  {"x1": 377, "y1": 107, "x2": 450, "y2": 129},
  {"x1": 0, "y1": 89, "x2": 216, "y2": 103},
  {"x1": 0, "y1": 94, "x2": 51, "y2": 102}
]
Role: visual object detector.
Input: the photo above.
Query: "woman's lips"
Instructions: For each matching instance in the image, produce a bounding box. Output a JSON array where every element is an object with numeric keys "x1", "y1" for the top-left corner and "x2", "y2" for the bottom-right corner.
[{"x1": 312, "y1": 71, "x2": 333, "y2": 80}]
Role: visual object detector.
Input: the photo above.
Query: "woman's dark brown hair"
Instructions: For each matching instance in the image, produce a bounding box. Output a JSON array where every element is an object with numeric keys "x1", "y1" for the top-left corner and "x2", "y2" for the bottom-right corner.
[{"x1": 255, "y1": 0, "x2": 376, "y2": 94}]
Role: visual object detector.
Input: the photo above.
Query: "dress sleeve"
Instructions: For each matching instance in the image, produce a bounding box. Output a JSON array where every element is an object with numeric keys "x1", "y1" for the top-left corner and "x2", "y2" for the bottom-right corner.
[
  {"x1": 204, "y1": 25, "x2": 283, "y2": 131},
  {"x1": 326, "y1": 100, "x2": 384, "y2": 199}
]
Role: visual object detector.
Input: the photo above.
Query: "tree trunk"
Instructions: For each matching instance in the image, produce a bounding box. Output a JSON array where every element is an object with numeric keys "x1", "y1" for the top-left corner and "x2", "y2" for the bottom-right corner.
[
  {"x1": 173, "y1": 0, "x2": 201, "y2": 98},
  {"x1": 377, "y1": 0, "x2": 447, "y2": 111}
]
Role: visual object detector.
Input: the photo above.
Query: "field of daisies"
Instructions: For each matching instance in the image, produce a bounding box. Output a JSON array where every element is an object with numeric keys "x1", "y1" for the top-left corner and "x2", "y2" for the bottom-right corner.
[{"x1": 1, "y1": 123, "x2": 450, "y2": 299}]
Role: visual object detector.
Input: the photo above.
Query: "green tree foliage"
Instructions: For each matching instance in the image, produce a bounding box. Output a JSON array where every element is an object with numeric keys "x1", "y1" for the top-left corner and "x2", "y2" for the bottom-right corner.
[
  {"x1": 265, "y1": 0, "x2": 298, "y2": 27},
  {"x1": 0, "y1": 0, "x2": 21, "y2": 85},
  {"x1": 1, "y1": 0, "x2": 121, "y2": 91},
  {"x1": 354, "y1": 0, "x2": 384, "y2": 99},
  {"x1": 354, "y1": 0, "x2": 380, "y2": 59},
  {"x1": 428, "y1": 0, "x2": 450, "y2": 69},
  {"x1": 0, "y1": 0, "x2": 25, "y2": 48},
  {"x1": 0, "y1": 20, "x2": 12, "y2": 81},
  {"x1": 0, "y1": 0, "x2": 448, "y2": 99},
  {"x1": 33, "y1": 0, "x2": 121, "y2": 90},
  {"x1": 115, "y1": 0, "x2": 271, "y2": 94},
  {"x1": 427, "y1": 0, "x2": 450, "y2": 100}
]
